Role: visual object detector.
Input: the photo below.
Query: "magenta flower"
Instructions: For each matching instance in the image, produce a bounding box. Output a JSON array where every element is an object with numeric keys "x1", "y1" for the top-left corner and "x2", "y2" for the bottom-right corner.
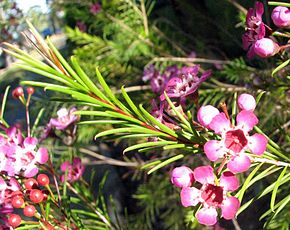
[
  {"x1": 198, "y1": 95, "x2": 268, "y2": 173},
  {"x1": 271, "y1": 6, "x2": 290, "y2": 28},
  {"x1": 90, "y1": 2, "x2": 101, "y2": 15},
  {"x1": 171, "y1": 166, "x2": 194, "y2": 188},
  {"x1": 160, "y1": 65, "x2": 211, "y2": 101},
  {"x1": 49, "y1": 107, "x2": 79, "y2": 130},
  {"x1": 242, "y1": 2, "x2": 266, "y2": 59},
  {"x1": 0, "y1": 128, "x2": 49, "y2": 177},
  {"x1": 180, "y1": 166, "x2": 240, "y2": 226},
  {"x1": 253, "y1": 38, "x2": 279, "y2": 58},
  {"x1": 60, "y1": 157, "x2": 85, "y2": 182},
  {"x1": 76, "y1": 21, "x2": 87, "y2": 32}
]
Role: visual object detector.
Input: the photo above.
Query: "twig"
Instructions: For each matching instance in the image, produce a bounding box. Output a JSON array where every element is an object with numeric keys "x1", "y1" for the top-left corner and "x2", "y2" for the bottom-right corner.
[
  {"x1": 140, "y1": 0, "x2": 149, "y2": 36},
  {"x1": 226, "y1": 0, "x2": 247, "y2": 15},
  {"x1": 151, "y1": 57, "x2": 230, "y2": 65},
  {"x1": 80, "y1": 148, "x2": 141, "y2": 167},
  {"x1": 232, "y1": 218, "x2": 242, "y2": 230},
  {"x1": 250, "y1": 156, "x2": 290, "y2": 167}
]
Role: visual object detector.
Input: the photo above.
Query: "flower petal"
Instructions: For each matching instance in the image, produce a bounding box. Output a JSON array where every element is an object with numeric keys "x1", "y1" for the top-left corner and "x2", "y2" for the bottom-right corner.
[
  {"x1": 180, "y1": 187, "x2": 200, "y2": 207},
  {"x1": 193, "y1": 165, "x2": 215, "y2": 185},
  {"x1": 204, "y1": 140, "x2": 225, "y2": 161},
  {"x1": 220, "y1": 171, "x2": 240, "y2": 191},
  {"x1": 36, "y1": 147, "x2": 49, "y2": 164},
  {"x1": 236, "y1": 110, "x2": 258, "y2": 132},
  {"x1": 196, "y1": 207, "x2": 218, "y2": 226},
  {"x1": 23, "y1": 167, "x2": 39, "y2": 178},
  {"x1": 221, "y1": 196, "x2": 240, "y2": 220},
  {"x1": 248, "y1": 133, "x2": 268, "y2": 155},
  {"x1": 209, "y1": 113, "x2": 231, "y2": 134},
  {"x1": 60, "y1": 161, "x2": 70, "y2": 172},
  {"x1": 23, "y1": 137, "x2": 38, "y2": 150},
  {"x1": 197, "y1": 106, "x2": 220, "y2": 128},
  {"x1": 227, "y1": 155, "x2": 251, "y2": 173}
]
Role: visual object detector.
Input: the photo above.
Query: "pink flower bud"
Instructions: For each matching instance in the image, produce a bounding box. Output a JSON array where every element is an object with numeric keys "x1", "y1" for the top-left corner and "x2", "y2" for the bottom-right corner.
[
  {"x1": 271, "y1": 6, "x2": 290, "y2": 28},
  {"x1": 171, "y1": 166, "x2": 194, "y2": 188},
  {"x1": 238, "y1": 93, "x2": 256, "y2": 111},
  {"x1": 254, "y1": 38, "x2": 279, "y2": 58},
  {"x1": 197, "y1": 105, "x2": 220, "y2": 128},
  {"x1": 12, "y1": 87, "x2": 24, "y2": 98}
]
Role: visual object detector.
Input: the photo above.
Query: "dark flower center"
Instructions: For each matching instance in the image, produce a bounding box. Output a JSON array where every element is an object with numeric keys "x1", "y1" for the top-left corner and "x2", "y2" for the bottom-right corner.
[
  {"x1": 201, "y1": 184, "x2": 224, "y2": 207},
  {"x1": 225, "y1": 129, "x2": 248, "y2": 153}
]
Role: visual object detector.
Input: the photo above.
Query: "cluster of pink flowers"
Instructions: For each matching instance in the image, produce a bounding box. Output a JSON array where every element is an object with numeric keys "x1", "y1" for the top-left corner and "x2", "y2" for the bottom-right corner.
[
  {"x1": 0, "y1": 127, "x2": 49, "y2": 177},
  {"x1": 171, "y1": 166, "x2": 240, "y2": 226},
  {"x1": 198, "y1": 93, "x2": 268, "y2": 173},
  {"x1": 171, "y1": 93, "x2": 268, "y2": 225},
  {"x1": 143, "y1": 65, "x2": 211, "y2": 129},
  {"x1": 242, "y1": 2, "x2": 290, "y2": 59},
  {"x1": 143, "y1": 64, "x2": 211, "y2": 96}
]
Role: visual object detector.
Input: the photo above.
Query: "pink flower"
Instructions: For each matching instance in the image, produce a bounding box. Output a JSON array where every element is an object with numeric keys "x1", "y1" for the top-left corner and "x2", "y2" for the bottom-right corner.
[
  {"x1": 180, "y1": 166, "x2": 240, "y2": 226},
  {"x1": 254, "y1": 38, "x2": 279, "y2": 58},
  {"x1": 90, "y1": 2, "x2": 101, "y2": 15},
  {"x1": 49, "y1": 107, "x2": 79, "y2": 130},
  {"x1": 171, "y1": 166, "x2": 194, "y2": 188},
  {"x1": 0, "y1": 128, "x2": 49, "y2": 177},
  {"x1": 199, "y1": 96, "x2": 268, "y2": 173},
  {"x1": 160, "y1": 65, "x2": 211, "y2": 101},
  {"x1": 76, "y1": 21, "x2": 87, "y2": 32},
  {"x1": 242, "y1": 2, "x2": 266, "y2": 59},
  {"x1": 237, "y1": 93, "x2": 256, "y2": 111},
  {"x1": 60, "y1": 157, "x2": 85, "y2": 182},
  {"x1": 271, "y1": 6, "x2": 290, "y2": 28}
]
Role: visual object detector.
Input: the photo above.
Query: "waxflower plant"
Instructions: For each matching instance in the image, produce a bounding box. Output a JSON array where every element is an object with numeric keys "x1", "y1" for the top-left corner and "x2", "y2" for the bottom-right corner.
[{"x1": 2, "y1": 12, "x2": 290, "y2": 229}]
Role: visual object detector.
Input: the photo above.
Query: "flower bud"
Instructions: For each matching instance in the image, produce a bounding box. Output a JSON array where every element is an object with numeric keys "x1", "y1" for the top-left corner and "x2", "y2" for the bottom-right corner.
[
  {"x1": 197, "y1": 105, "x2": 220, "y2": 128},
  {"x1": 12, "y1": 87, "x2": 24, "y2": 98},
  {"x1": 238, "y1": 94, "x2": 256, "y2": 111},
  {"x1": 271, "y1": 6, "x2": 290, "y2": 28},
  {"x1": 254, "y1": 38, "x2": 279, "y2": 58},
  {"x1": 26, "y1": 87, "x2": 35, "y2": 95},
  {"x1": 171, "y1": 166, "x2": 194, "y2": 188}
]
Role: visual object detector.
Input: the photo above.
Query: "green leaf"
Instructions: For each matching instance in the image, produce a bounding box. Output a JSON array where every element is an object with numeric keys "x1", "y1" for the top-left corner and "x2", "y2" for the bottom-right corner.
[
  {"x1": 139, "y1": 104, "x2": 178, "y2": 138},
  {"x1": 78, "y1": 120, "x2": 127, "y2": 125},
  {"x1": 0, "y1": 85, "x2": 10, "y2": 127},
  {"x1": 95, "y1": 68, "x2": 130, "y2": 113},
  {"x1": 123, "y1": 140, "x2": 177, "y2": 153},
  {"x1": 270, "y1": 166, "x2": 288, "y2": 212},
  {"x1": 256, "y1": 91, "x2": 266, "y2": 105},
  {"x1": 147, "y1": 154, "x2": 184, "y2": 174},
  {"x1": 71, "y1": 56, "x2": 110, "y2": 102},
  {"x1": 163, "y1": 92, "x2": 191, "y2": 131},
  {"x1": 237, "y1": 163, "x2": 263, "y2": 202},
  {"x1": 272, "y1": 58, "x2": 290, "y2": 76},
  {"x1": 238, "y1": 173, "x2": 290, "y2": 215},
  {"x1": 121, "y1": 86, "x2": 147, "y2": 122},
  {"x1": 31, "y1": 108, "x2": 45, "y2": 137},
  {"x1": 16, "y1": 64, "x2": 84, "y2": 90},
  {"x1": 268, "y1": 2, "x2": 290, "y2": 7},
  {"x1": 141, "y1": 160, "x2": 162, "y2": 169},
  {"x1": 95, "y1": 127, "x2": 169, "y2": 139},
  {"x1": 231, "y1": 92, "x2": 237, "y2": 124}
]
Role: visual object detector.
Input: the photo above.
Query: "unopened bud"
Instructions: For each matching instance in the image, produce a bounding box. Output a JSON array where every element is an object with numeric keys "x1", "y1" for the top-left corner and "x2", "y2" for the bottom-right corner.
[
  {"x1": 12, "y1": 87, "x2": 24, "y2": 98},
  {"x1": 254, "y1": 38, "x2": 279, "y2": 58},
  {"x1": 26, "y1": 87, "x2": 35, "y2": 95},
  {"x1": 271, "y1": 6, "x2": 290, "y2": 28}
]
